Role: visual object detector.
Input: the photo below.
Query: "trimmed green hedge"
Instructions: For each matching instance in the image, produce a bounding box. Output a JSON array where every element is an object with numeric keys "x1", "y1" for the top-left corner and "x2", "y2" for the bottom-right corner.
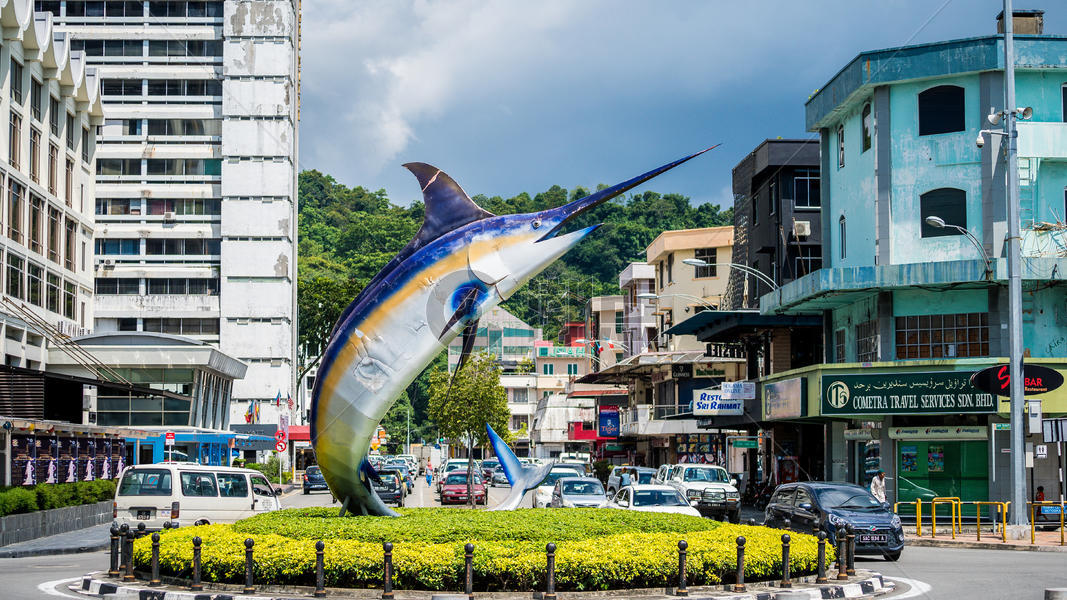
[
  {"x1": 0, "y1": 480, "x2": 116, "y2": 517},
  {"x1": 135, "y1": 508, "x2": 832, "y2": 591}
]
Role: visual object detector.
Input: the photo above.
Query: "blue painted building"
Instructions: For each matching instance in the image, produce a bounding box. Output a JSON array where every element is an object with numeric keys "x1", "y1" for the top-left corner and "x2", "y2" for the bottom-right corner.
[{"x1": 759, "y1": 11, "x2": 1067, "y2": 508}]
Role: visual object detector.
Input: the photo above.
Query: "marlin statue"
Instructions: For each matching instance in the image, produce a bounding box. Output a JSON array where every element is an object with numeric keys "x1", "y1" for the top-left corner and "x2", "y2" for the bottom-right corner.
[{"x1": 310, "y1": 147, "x2": 716, "y2": 516}]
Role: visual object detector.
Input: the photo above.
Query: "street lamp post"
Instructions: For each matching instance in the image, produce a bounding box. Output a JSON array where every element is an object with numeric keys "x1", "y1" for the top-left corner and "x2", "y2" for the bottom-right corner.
[
  {"x1": 923, "y1": 216, "x2": 993, "y2": 280},
  {"x1": 636, "y1": 291, "x2": 718, "y2": 311}
]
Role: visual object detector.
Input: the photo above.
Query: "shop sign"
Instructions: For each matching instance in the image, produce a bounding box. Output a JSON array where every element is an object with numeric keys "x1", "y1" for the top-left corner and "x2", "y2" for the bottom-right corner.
[
  {"x1": 732, "y1": 439, "x2": 757, "y2": 448},
  {"x1": 970, "y1": 364, "x2": 1064, "y2": 397},
  {"x1": 671, "y1": 364, "x2": 693, "y2": 379},
  {"x1": 888, "y1": 426, "x2": 987, "y2": 440},
  {"x1": 993, "y1": 423, "x2": 1011, "y2": 431},
  {"x1": 721, "y1": 381, "x2": 756, "y2": 400},
  {"x1": 843, "y1": 428, "x2": 875, "y2": 441},
  {"x1": 232, "y1": 424, "x2": 279, "y2": 437},
  {"x1": 821, "y1": 372, "x2": 995, "y2": 416},
  {"x1": 1044, "y1": 418, "x2": 1067, "y2": 443},
  {"x1": 694, "y1": 365, "x2": 726, "y2": 378},
  {"x1": 598, "y1": 406, "x2": 620, "y2": 438},
  {"x1": 764, "y1": 377, "x2": 806, "y2": 420},
  {"x1": 692, "y1": 388, "x2": 744, "y2": 416}
]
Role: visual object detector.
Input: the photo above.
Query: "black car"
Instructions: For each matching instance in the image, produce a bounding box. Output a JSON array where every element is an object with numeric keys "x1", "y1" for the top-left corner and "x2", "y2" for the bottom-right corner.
[
  {"x1": 764, "y1": 481, "x2": 904, "y2": 561},
  {"x1": 373, "y1": 471, "x2": 405, "y2": 507},
  {"x1": 303, "y1": 466, "x2": 329, "y2": 495}
]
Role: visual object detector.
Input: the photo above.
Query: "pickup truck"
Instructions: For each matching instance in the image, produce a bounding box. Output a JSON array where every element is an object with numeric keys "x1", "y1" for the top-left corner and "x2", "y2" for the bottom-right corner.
[{"x1": 658, "y1": 464, "x2": 741, "y2": 522}]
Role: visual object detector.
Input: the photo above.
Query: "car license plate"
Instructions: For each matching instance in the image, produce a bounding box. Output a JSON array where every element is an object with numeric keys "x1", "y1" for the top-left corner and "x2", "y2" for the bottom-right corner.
[
  {"x1": 858, "y1": 533, "x2": 887, "y2": 543},
  {"x1": 136, "y1": 510, "x2": 151, "y2": 520}
]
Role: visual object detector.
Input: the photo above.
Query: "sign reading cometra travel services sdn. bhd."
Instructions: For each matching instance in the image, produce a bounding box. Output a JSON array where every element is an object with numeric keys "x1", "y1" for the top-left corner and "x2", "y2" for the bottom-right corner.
[{"x1": 821, "y1": 372, "x2": 996, "y2": 416}]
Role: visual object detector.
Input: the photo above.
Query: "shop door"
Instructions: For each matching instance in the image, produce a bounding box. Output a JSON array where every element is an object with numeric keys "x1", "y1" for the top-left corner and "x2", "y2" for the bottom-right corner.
[{"x1": 896, "y1": 440, "x2": 988, "y2": 503}]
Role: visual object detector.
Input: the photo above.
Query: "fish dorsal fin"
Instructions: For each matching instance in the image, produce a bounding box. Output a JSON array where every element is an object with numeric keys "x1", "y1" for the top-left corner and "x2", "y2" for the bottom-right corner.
[{"x1": 404, "y1": 162, "x2": 494, "y2": 242}]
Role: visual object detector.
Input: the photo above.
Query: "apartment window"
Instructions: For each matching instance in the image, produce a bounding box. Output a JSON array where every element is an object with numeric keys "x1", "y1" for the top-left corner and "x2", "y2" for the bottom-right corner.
[
  {"x1": 102, "y1": 79, "x2": 142, "y2": 96},
  {"x1": 81, "y1": 129, "x2": 89, "y2": 162},
  {"x1": 693, "y1": 247, "x2": 717, "y2": 277},
  {"x1": 666, "y1": 252, "x2": 674, "y2": 283},
  {"x1": 149, "y1": 1, "x2": 224, "y2": 17},
  {"x1": 146, "y1": 79, "x2": 222, "y2": 96},
  {"x1": 117, "y1": 318, "x2": 136, "y2": 331},
  {"x1": 64, "y1": 158, "x2": 73, "y2": 205},
  {"x1": 47, "y1": 207, "x2": 60, "y2": 263},
  {"x1": 94, "y1": 238, "x2": 139, "y2": 255},
  {"x1": 920, "y1": 188, "x2": 966, "y2": 238},
  {"x1": 542, "y1": 363, "x2": 554, "y2": 375},
  {"x1": 856, "y1": 320, "x2": 879, "y2": 362},
  {"x1": 6, "y1": 254, "x2": 23, "y2": 299},
  {"x1": 838, "y1": 215, "x2": 846, "y2": 259},
  {"x1": 28, "y1": 196, "x2": 42, "y2": 254},
  {"x1": 147, "y1": 198, "x2": 220, "y2": 215},
  {"x1": 47, "y1": 143, "x2": 57, "y2": 193},
  {"x1": 65, "y1": 114, "x2": 75, "y2": 150},
  {"x1": 918, "y1": 85, "x2": 965, "y2": 136},
  {"x1": 95, "y1": 278, "x2": 139, "y2": 295},
  {"x1": 145, "y1": 159, "x2": 221, "y2": 176},
  {"x1": 96, "y1": 198, "x2": 140, "y2": 215},
  {"x1": 861, "y1": 103, "x2": 873, "y2": 152},
  {"x1": 64, "y1": 219, "x2": 75, "y2": 270},
  {"x1": 30, "y1": 79, "x2": 41, "y2": 121},
  {"x1": 793, "y1": 168, "x2": 820, "y2": 208},
  {"x1": 511, "y1": 388, "x2": 528, "y2": 404},
  {"x1": 34, "y1": 2, "x2": 61, "y2": 16},
  {"x1": 567, "y1": 363, "x2": 578, "y2": 375},
  {"x1": 9, "y1": 60, "x2": 22, "y2": 103},
  {"x1": 147, "y1": 40, "x2": 222, "y2": 58},
  {"x1": 48, "y1": 97, "x2": 58, "y2": 136},
  {"x1": 1063, "y1": 85, "x2": 1067, "y2": 122},
  {"x1": 26, "y1": 263, "x2": 42, "y2": 306},
  {"x1": 837, "y1": 124, "x2": 845, "y2": 168},
  {"x1": 142, "y1": 318, "x2": 220, "y2": 336},
  {"x1": 794, "y1": 246, "x2": 822, "y2": 277},
  {"x1": 7, "y1": 179, "x2": 23, "y2": 243},
  {"x1": 8, "y1": 111, "x2": 20, "y2": 169},
  {"x1": 29, "y1": 128, "x2": 39, "y2": 183},
  {"x1": 44, "y1": 272, "x2": 59, "y2": 312},
  {"x1": 834, "y1": 329, "x2": 846, "y2": 363},
  {"x1": 895, "y1": 313, "x2": 989, "y2": 359},
  {"x1": 614, "y1": 310, "x2": 624, "y2": 334},
  {"x1": 62, "y1": 281, "x2": 74, "y2": 319},
  {"x1": 146, "y1": 118, "x2": 221, "y2": 136},
  {"x1": 97, "y1": 158, "x2": 141, "y2": 176},
  {"x1": 145, "y1": 238, "x2": 220, "y2": 255},
  {"x1": 71, "y1": 39, "x2": 142, "y2": 57},
  {"x1": 104, "y1": 118, "x2": 143, "y2": 136},
  {"x1": 147, "y1": 278, "x2": 218, "y2": 295}
]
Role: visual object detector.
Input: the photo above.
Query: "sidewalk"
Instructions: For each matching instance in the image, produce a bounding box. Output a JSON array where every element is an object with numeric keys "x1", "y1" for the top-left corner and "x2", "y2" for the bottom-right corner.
[
  {"x1": 904, "y1": 526, "x2": 1067, "y2": 552},
  {"x1": 0, "y1": 522, "x2": 111, "y2": 558}
]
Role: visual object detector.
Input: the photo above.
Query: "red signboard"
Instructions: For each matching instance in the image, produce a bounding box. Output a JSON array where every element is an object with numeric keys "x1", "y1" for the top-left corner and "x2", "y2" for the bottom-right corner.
[{"x1": 164, "y1": 432, "x2": 175, "y2": 446}]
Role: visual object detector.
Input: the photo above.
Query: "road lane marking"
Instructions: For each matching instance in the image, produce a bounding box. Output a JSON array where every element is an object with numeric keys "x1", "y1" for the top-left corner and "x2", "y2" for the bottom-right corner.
[
  {"x1": 884, "y1": 576, "x2": 932, "y2": 599},
  {"x1": 36, "y1": 577, "x2": 83, "y2": 599}
]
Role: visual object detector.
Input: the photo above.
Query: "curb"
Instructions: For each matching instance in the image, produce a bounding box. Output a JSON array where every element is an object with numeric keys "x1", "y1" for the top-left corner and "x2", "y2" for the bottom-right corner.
[
  {"x1": 69, "y1": 573, "x2": 893, "y2": 600},
  {"x1": 905, "y1": 537, "x2": 1067, "y2": 553},
  {"x1": 0, "y1": 538, "x2": 109, "y2": 558}
]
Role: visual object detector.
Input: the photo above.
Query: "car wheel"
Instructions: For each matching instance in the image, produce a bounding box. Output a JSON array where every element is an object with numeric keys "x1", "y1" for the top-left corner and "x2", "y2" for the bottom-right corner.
[
  {"x1": 194, "y1": 519, "x2": 210, "y2": 526},
  {"x1": 730, "y1": 511, "x2": 741, "y2": 524},
  {"x1": 303, "y1": 489, "x2": 309, "y2": 495},
  {"x1": 885, "y1": 551, "x2": 901, "y2": 561}
]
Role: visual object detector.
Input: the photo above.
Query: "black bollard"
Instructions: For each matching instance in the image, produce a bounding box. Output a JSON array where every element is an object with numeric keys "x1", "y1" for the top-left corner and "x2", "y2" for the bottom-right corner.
[
  {"x1": 149, "y1": 533, "x2": 161, "y2": 587},
  {"x1": 464, "y1": 543, "x2": 474, "y2": 600},
  {"x1": 191, "y1": 537, "x2": 203, "y2": 591},
  {"x1": 108, "y1": 524, "x2": 120, "y2": 578},
  {"x1": 845, "y1": 525, "x2": 856, "y2": 576},
  {"x1": 836, "y1": 531, "x2": 848, "y2": 581},
  {"x1": 779, "y1": 533, "x2": 791, "y2": 588},
  {"x1": 163, "y1": 521, "x2": 170, "y2": 530},
  {"x1": 676, "y1": 540, "x2": 688, "y2": 597},
  {"x1": 382, "y1": 542, "x2": 394, "y2": 600},
  {"x1": 243, "y1": 538, "x2": 255, "y2": 594},
  {"x1": 544, "y1": 543, "x2": 557, "y2": 600},
  {"x1": 117, "y1": 524, "x2": 129, "y2": 577},
  {"x1": 783, "y1": 517, "x2": 791, "y2": 531},
  {"x1": 123, "y1": 527, "x2": 136, "y2": 582},
  {"x1": 747, "y1": 518, "x2": 756, "y2": 527},
  {"x1": 733, "y1": 536, "x2": 746, "y2": 593},
  {"x1": 137, "y1": 522, "x2": 146, "y2": 538},
  {"x1": 314, "y1": 541, "x2": 326, "y2": 598},
  {"x1": 816, "y1": 531, "x2": 828, "y2": 583}
]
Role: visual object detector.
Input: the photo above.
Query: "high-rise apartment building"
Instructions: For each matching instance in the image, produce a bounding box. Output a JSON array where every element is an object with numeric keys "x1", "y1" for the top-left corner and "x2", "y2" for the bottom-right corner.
[{"x1": 43, "y1": 0, "x2": 299, "y2": 426}]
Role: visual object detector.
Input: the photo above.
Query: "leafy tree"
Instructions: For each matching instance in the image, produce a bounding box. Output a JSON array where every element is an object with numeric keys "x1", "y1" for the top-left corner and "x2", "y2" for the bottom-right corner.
[{"x1": 426, "y1": 352, "x2": 510, "y2": 506}]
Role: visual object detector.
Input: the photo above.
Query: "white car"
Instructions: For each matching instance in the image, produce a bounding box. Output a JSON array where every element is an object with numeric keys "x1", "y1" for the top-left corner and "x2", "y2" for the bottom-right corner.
[
  {"x1": 608, "y1": 484, "x2": 701, "y2": 517},
  {"x1": 532, "y1": 467, "x2": 577, "y2": 508},
  {"x1": 659, "y1": 464, "x2": 741, "y2": 522}
]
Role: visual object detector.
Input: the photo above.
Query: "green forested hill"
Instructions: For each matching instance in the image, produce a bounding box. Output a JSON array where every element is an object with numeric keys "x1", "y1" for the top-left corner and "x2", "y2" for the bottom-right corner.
[{"x1": 297, "y1": 169, "x2": 732, "y2": 365}]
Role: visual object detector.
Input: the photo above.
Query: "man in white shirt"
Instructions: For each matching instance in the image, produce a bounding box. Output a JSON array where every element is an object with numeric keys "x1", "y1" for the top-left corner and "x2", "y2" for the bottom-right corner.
[{"x1": 870, "y1": 470, "x2": 887, "y2": 503}]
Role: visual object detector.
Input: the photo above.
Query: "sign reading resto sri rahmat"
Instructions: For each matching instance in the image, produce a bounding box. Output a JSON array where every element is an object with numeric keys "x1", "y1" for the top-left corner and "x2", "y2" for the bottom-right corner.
[{"x1": 821, "y1": 372, "x2": 996, "y2": 416}]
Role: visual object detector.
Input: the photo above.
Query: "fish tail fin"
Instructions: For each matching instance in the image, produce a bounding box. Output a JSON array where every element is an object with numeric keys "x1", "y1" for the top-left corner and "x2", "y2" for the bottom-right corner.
[{"x1": 486, "y1": 423, "x2": 555, "y2": 511}]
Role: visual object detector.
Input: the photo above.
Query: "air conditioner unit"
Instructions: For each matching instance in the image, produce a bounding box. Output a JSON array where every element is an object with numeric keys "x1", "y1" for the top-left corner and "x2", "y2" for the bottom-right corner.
[
  {"x1": 794, "y1": 221, "x2": 812, "y2": 238},
  {"x1": 163, "y1": 211, "x2": 176, "y2": 221}
]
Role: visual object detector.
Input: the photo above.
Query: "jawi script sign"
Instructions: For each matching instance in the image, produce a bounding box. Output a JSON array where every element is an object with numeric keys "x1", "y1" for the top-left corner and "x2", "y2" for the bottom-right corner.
[{"x1": 822, "y1": 372, "x2": 996, "y2": 416}]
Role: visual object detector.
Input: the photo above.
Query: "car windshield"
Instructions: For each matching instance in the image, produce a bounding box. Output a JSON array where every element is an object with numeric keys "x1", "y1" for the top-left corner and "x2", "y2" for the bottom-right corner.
[
  {"x1": 446, "y1": 473, "x2": 481, "y2": 485},
  {"x1": 118, "y1": 469, "x2": 173, "y2": 496},
  {"x1": 816, "y1": 488, "x2": 884, "y2": 511},
  {"x1": 683, "y1": 467, "x2": 729, "y2": 483},
  {"x1": 306, "y1": 466, "x2": 321, "y2": 476},
  {"x1": 633, "y1": 490, "x2": 688, "y2": 507},
  {"x1": 562, "y1": 480, "x2": 604, "y2": 495},
  {"x1": 482, "y1": 460, "x2": 499, "y2": 468},
  {"x1": 540, "y1": 471, "x2": 572, "y2": 487},
  {"x1": 637, "y1": 471, "x2": 654, "y2": 484},
  {"x1": 374, "y1": 473, "x2": 399, "y2": 489}
]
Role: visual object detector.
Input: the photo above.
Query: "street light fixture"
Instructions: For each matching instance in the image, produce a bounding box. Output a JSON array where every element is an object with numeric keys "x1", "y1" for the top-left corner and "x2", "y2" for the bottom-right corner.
[
  {"x1": 923, "y1": 215, "x2": 993, "y2": 280},
  {"x1": 680, "y1": 258, "x2": 779, "y2": 291},
  {"x1": 636, "y1": 291, "x2": 718, "y2": 311}
]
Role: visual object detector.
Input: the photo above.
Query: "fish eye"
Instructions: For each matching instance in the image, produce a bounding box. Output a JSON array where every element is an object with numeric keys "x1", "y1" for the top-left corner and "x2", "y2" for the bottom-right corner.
[{"x1": 532, "y1": 219, "x2": 542, "y2": 229}]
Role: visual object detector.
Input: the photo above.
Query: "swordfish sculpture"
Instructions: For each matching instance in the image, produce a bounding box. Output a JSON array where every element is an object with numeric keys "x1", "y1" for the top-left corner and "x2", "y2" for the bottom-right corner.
[{"x1": 310, "y1": 147, "x2": 716, "y2": 516}]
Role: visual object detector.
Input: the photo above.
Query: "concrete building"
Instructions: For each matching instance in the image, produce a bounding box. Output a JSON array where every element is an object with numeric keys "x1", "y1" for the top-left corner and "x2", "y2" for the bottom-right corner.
[
  {"x1": 43, "y1": 0, "x2": 300, "y2": 428},
  {"x1": 757, "y1": 10, "x2": 1067, "y2": 504},
  {"x1": 582, "y1": 295, "x2": 624, "y2": 371},
  {"x1": 618, "y1": 262, "x2": 656, "y2": 357}
]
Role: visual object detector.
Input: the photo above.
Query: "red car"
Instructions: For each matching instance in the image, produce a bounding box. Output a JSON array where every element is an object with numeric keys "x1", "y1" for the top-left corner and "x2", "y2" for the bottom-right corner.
[{"x1": 439, "y1": 471, "x2": 487, "y2": 505}]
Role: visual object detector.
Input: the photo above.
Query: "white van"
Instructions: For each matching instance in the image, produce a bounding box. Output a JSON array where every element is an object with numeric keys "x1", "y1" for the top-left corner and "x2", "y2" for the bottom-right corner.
[{"x1": 113, "y1": 464, "x2": 281, "y2": 530}]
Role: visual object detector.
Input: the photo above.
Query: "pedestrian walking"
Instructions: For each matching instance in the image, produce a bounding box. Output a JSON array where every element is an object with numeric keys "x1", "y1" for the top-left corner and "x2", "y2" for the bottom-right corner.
[
  {"x1": 425, "y1": 462, "x2": 433, "y2": 487},
  {"x1": 870, "y1": 470, "x2": 887, "y2": 503}
]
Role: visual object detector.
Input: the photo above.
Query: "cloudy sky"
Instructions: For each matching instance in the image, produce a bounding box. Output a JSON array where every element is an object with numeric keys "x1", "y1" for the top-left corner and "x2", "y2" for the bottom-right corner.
[{"x1": 298, "y1": 1, "x2": 1064, "y2": 209}]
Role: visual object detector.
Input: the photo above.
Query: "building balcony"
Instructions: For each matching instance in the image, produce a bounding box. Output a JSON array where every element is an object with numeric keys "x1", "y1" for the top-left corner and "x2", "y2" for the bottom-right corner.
[
  {"x1": 93, "y1": 293, "x2": 219, "y2": 317},
  {"x1": 619, "y1": 404, "x2": 701, "y2": 437}
]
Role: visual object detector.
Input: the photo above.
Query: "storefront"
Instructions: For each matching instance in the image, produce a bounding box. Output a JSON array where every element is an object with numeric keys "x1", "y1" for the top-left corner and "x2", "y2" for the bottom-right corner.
[{"x1": 761, "y1": 375, "x2": 826, "y2": 485}]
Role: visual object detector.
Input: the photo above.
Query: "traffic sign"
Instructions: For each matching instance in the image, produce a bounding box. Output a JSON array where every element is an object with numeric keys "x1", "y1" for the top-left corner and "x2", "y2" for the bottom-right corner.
[
  {"x1": 165, "y1": 432, "x2": 175, "y2": 446},
  {"x1": 274, "y1": 429, "x2": 285, "y2": 442},
  {"x1": 732, "y1": 439, "x2": 757, "y2": 448},
  {"x1": 275, "y1": 440, "x2": 287, "y2": 453}
]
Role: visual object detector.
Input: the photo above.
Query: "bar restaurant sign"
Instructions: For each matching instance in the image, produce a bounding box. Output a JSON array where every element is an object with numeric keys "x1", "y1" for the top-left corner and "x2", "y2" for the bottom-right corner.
[{"x1": 821, "y1": 372, "x2": 996, "y2": 416}]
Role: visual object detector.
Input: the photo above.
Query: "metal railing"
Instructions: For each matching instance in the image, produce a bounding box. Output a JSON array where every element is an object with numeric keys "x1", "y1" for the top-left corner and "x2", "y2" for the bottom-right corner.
[
  {"x1": 893, "y1": 500, "x2": 922, "y2": 537},
  {"x1": 1029, "y1": 501, "x2": 1066, "y2": 546},
  {"x1": 930, "y1": 497, "x2": 962, "y2": 539}
]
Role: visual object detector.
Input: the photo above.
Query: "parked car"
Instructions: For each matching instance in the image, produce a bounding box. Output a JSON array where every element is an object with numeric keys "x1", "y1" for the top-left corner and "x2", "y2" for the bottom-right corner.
[
  {"x1": 608, "y1": 484, "x2": 701, "y2": 517},
  {"x1": 490, "y1": 466, "x2": 510, "y2": 487},
  {"x1": 436, "y1": 460, "x2": 473, "y2": 493},
  {"x1": 114, "y1": 464, "x2": 280, "y2": 530},
  {"x1": 302, "y1": 465, "x2": 329, "y2": 495},
  {"x1": 660, "y1": 464, "x2": 740, "y2": 522},
  {"x1": 606, "y1": 466, "x2": 656, "y2": 495},
  {"x1": 439, "y1": 471, "x2": 487, "y2": 505},
  {"x1": 373, "y1": 470, "x2": 405, "y2": 507},
  {"x1": 480, "y1": 459, "x2": 500, "y2": 480},
  {"x1": 550, "y1": 477, "x2": 608, "y2": 508},
  {"x1": 558, "y1": 460, "x2": 590, "y2": 477},
  {"x1": 382, "y1": 465, "x2": 414, "y2": 494},
  {"x1": 533, "y1": 468, "x2": 585, "y2": 508},
  {"x1": 763, "y1": 482, "x2": 903, "y2": 561}
]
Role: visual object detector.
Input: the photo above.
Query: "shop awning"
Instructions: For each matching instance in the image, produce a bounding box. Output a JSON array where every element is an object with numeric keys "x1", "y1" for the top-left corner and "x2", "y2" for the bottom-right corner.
[
  {"x1": 288, "y1": 425, "x2": 310, "y2": 442},
  {"x1": 663, "y1": 310, "x2": 822, "y2": 342},
  {"x1": 576, "y1": 351, "x2": 743, "y2": 385}
]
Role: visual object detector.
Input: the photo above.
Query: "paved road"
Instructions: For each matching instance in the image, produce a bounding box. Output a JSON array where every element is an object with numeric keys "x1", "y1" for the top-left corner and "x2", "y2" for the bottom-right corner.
[
  {"x1": 3, "y1": 550, "x2": 106, "y2": 599},
  {"x1": 282, "y1": 474, "x2": 514, "y2": 509},
  {"x1": 877, "y1": 545, "x2": 1067, "y2": 599}
]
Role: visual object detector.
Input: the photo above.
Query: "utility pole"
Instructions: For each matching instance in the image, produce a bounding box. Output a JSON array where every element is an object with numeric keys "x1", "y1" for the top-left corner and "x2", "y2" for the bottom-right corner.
[{"x1": 1002, "y1": 0, "x2": 1028, "y2": 530}]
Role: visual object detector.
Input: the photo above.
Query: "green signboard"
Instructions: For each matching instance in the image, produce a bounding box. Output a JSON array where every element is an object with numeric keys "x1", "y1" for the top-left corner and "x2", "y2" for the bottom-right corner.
[
  {"x1": 821, "y1": 372, "x2": 996, "y2": 416},
  {"x1": 732, "y1": 439, "x2": 758, "y2": 448}
]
